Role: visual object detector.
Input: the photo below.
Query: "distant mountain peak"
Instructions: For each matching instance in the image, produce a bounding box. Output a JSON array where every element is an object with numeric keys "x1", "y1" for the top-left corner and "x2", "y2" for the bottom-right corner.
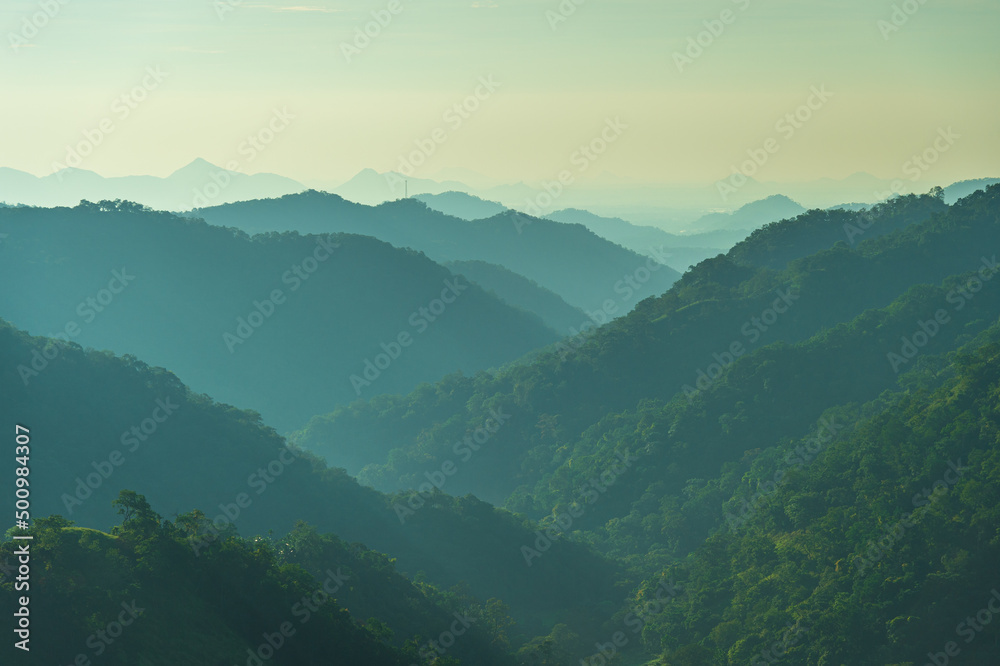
[
  {"x1": 413, "y1": 191, "x2": 508, "y2": 221},
  {"x1": 753, "y1": 193, "x2": 798, "y2": 203},
  {"x1": 736, "y1": 194, "x2": 805, "y2": 212},
  {"x1": 169, "y1": 158, "x2": 226, "y2": 178},
  {"x1": 43, "y1": 167, "x2": 103, "y2": 182},
  {"x1": 343, "y1": 168, "x2": 396, "y2": 183}
]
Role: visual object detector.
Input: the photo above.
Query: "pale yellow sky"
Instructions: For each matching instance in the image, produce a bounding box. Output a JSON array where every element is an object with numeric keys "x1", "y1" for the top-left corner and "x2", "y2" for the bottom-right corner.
[{"x1": 0, "y1": 0, "x2": 997, "y2": 187}]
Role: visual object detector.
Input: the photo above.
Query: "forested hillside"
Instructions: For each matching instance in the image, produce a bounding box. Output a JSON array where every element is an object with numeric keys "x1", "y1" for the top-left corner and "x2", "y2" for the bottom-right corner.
[
  {"x1": 3, "y1": 187, "x2": 1000, "y2": 665},
  {"x1": 0, "y1": 319, "x2": 621, "y2": 645},
  {"x1": 293, "y1": 189, "x2": 998, "y2": 501},
  {"x1": 4, "y1": 0, "x2": 996, "y2": 663},
  {"x1": 543, "y1": 208, "x2": 733, "y2": 273},
  {"x1": 189, "y1": 191, "x2": 682, "y2": 313},
  {"x1": 0, "y1": 201, "x2": 557, "y2": 431},
  {"x1": 446, "y1": 260, "x2": 587, "y2": 336},
  {"x1": 287, "y1": 187, "x2": 1000, "y2": 663},
  {"x1": 637, "y1": 335, "x2": 1000, "y2": 665},
  {"x1": 1, "y1": 511, "x2": 429, "y2": 665}
]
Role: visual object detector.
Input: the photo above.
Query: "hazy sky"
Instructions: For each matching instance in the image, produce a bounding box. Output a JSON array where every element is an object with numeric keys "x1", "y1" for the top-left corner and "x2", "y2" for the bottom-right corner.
[{"x1": 1, "y1": 0, "x2": 998, "y2": 186}]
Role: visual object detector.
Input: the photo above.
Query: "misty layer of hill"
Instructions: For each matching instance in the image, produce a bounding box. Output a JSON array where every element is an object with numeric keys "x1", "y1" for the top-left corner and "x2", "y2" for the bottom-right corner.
[
  {"x1": 188, "y1": 191, "x2": 682, "y2": 313},
  {"x1": 726, "y1": 189, "x2": 949, "y2": 269},
  {"x1": 331, "y1": 168, "x2": 543, "y2": 210},
  {"x1": 290, "y1": 186, "x2": 1000, "y2": 662},
  {"x1": 328, "y1": 167, "x2": 957, "y2": 212},
  {"x1": 0, "y1": 318, "x2": 622, "y2": 647},
  {"x1": 688, "y1": 194, "x2": 806, "y2": 232},
  {"x1": 293, "y1": 190, "x2": 954, "y2": 499},
  {"x1": 5, "y1": 186, "x2": 1000, "y2": 664},
  {"x1": 544, "y1": 208, "x2": 739, "y2": 273},
  {"x1": 0, "y1": 201, "x2": 558, "y2": 431},
  {"x1": 333, "y1": 169, "x2": 476, "y2": 206},
  {"x1": 446, "y1": 260, "x2": 587, "y2": 335},
  {"x1": 414, "y1": 191, "x2": 508, "y2": 220},
  {"x1": 0, "y1": 159, "x2": 305, "y2": 211},
  {"x1": 944, "y1": 176, "x2": 1000, "y2": 204},
  {"x1": 408, "y1": 192, "x2": 753, "y2": 274}
]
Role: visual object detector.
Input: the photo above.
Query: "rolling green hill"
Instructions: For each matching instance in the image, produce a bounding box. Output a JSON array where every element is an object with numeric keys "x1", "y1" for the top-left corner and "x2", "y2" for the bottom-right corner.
[
  {"x1": 5, "y1": 186, "x2": 1000, "y2": 665},
  {"x1": 446, "y1": 260, "x2": 587, "y2": 336},
  {"x1": 287, "y1": 186, "x2": 1000, "y2": 664},
  {"x1": 1, "y1": 515, "x2": 422, "y2": 666},
  {"x1": 188, "y1": 191, "x2": 682, "y2": 313},
  {"x1": 0, "y1": 201, "x2": 558, "y2": 432},
  {"x1": 292, "y1": 189, "x2": 995, "y2": 502},
  {"x1": 0, "y1": 318, "x2": 621, "y2": 648}
]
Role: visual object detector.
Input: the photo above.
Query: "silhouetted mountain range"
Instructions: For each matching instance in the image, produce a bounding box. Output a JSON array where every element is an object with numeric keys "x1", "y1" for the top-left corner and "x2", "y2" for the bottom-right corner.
[
  {"x1": 0, "y1": 201, "x2": 557, "y2": 431},
  {"x1": 189, "y1": 191, "x2": 682, "y2": 313},
  {"x1": 4, "y1": 185, "x2": 1000, "y2": 665},
  {"x1": 689, "y1": 194, "x2": 806, "y2": 231},
  {"x1": 414, "y1": 191, "x2": 508, "y2": 220},
  {"x1": 943, "y1": 177, "x2": 1000, "y2": 204},
  {"x1": 292, "y1": 190, "x2": 960, "y2": 501},
  {"x1": 288, "y1": 185, "x2": 1000, "y2": 663},
  {"x1": 445, "y1": 260, "x2": 587, "y2": 336},
  {"x1": 0, "y1": 318, "x2": 621, "y2": 654},
  {"x1": 0, "y1": 159, "x2": 305, "y2": 210}
]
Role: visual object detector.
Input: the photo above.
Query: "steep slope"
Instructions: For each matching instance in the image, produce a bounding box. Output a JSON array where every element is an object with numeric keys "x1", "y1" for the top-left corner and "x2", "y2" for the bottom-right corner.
[
  {"x1": 512, "y1": 268, "x2": 1000, "y2": 542},
  {"x1": 728, "y1": 190, "x2": 947, "y2": 269},
  {"x1": 291, "y1": 188, "x2": 1000, "y2": 505},
  {"x1": 690, "y1": 194, "x2": 806, "y2": 232},
  {"x1": 0, "y1": 201, "x2": 557, "y2": 432},
  {"x1": 636, "y1": 337, "x2": 1000, "y2": 665},
  {"x1": 545, "y1": 208, "x2": 733, "y2": 272},
  {"x1": 415, "y1": 191, "x2": 508, "y2": 220},
  {"x1": 286, "y1": 186, "x2": 1000, "y2": 664},
  {"x1": 944, "y1": 176, "x2": 1000, "y2": 204},
  {"x1": 189, "y1": 191, "x2": 682, "y2": 313},
  {"x1": 446, "y1": 260, "x2": 587, "y2": 335},
  {"x1": 0, "y1": 516, "x2": 426, "y2": 666},
  {"x1": 491, "y1": 317, "x2": 1000, "y2": 664},
  {"x1": 0, "y1": 320, "x2": 621, "y2": 643}
]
